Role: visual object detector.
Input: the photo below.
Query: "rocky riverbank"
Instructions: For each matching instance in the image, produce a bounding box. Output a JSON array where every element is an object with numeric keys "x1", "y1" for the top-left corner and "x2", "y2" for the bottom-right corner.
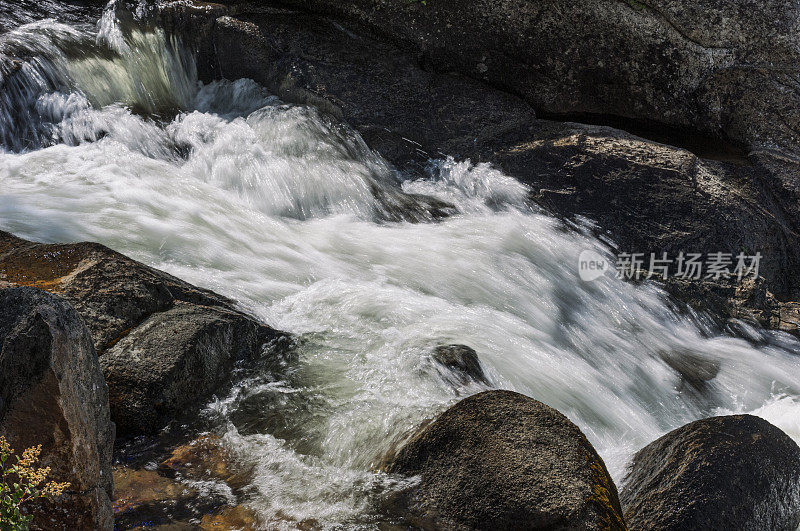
[
  {"x1": 380, "y1": 392, "x2": 800, "y2": 530},
  {"x1": 0, "y1": 231, "x2": 292, "y2": 436},
  {"x1": 0, "y1": 231, "x2": 291, "y2": 528}
]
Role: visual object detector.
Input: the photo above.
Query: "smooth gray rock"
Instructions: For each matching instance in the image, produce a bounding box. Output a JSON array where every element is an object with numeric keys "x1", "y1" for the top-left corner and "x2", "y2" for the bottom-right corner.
[
  {"x1": 383, "y1": 390, "x2": 625, "y2": 530},
  {"x1": 0, "y1": 287, "x2": 113, "y2": 530},
  {"x1": 103, "y1": 301, "x2": 283, "y2": 435},
  {"x1": 621, "y1": 415, "x2": 800, "y2": 530},
  {"x1": 267, "y1": 0, "x2": 800, "y2": 160}
]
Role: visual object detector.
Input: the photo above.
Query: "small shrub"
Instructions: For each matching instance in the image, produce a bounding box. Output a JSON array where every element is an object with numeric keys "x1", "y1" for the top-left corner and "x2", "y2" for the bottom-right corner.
[{"x1": 0, "y1": 436, "x2": 69, "y2": 531}]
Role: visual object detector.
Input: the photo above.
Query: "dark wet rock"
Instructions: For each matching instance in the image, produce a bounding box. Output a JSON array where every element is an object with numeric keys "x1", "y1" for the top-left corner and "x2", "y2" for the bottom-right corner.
[
  {"x1": 502, "y1": 125, "x2": 798, "y2": 302},
  {"x1": 103, "y1": 301, "x2": 282, "y2": 436},
  {"x1": 776, "y1": 303, "x2": 800, "y2": 337},
  {"x1": 0, "y1": 287, "x2": 113, "y2": 530},
  {"x1": 658, "y1": 349, "x2": 720, "y2": 388},
  {"x1": 431, "y1": 344, "x2": 487, "y2": 386},
  {"x1": 163, "y1": 1, "x2": 800, "y2": 332},
  {"x1": 661, "y1": 276, "x2": 800, "y2": 337},
  {"x1": 383, "y1": 390, "x2": 625, "y2": 530},
  {"x1": 621, "y1": 415, "x2": 800, "y2": 531},
  {"x1": 0, "y1": 231, "x2": 290, "y2": 436},
  {"x1": 267, "y1": 0, "x2": 800, "y2": 157},
  {"x1": 198, "y1": 6, "x2": 537, "y2": 170},
  {"x1": 0, "y1": 0, "x2": 105, "y2": 32},
  {"x1": 370, "y1": 182, "x2": 459, "y2": 223}
]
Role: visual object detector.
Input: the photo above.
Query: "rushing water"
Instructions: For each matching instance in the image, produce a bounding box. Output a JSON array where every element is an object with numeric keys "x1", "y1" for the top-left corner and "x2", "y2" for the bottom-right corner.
[{"x1": 2, "y1": 3, "x2": 800, "y2": 528}]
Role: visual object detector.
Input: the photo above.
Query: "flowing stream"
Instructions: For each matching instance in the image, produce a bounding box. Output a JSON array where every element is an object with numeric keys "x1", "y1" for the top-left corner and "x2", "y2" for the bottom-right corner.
[{"x1": 2, "y1": 2, "x2": 800, "y2": 528}]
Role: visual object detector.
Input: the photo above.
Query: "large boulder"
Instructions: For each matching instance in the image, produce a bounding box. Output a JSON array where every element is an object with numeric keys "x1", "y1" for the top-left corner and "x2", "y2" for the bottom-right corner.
[
  {"x1": 620, "y1": 415, "x2": 800, "y2": 530},
  {"x1": 383, "y1": 390, "x2": 625, "y2": 530},
  {"x1": 161, "y1": 2, "x2": 800, "y2": 332},
  {"x1": 0, "y1": 231, "x2": 290, "y2": 436},
  {"x1": 0, "y1": 287, "x2": 114, "y2": 530},
  {"x1": 265, "y1": 0, "x2": 800, "y2": 158},
  {"x1": 0, "y1": 230, "x2": 233, "y2": 353},
  {"x1": 500, "y1": 124, "x2": 799, "y2": 304},
  {"x1": 103, "y1": 301, "x2": 279, "y2": 434}
]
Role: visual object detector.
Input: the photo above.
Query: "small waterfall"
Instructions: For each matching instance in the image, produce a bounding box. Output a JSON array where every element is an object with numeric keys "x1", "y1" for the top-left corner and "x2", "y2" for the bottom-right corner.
[
  {"x1": 0, "y1": 1, "x2": 195, "y2": 152},
  {"x1": 0, "y1": 21, "x2": 85, "y2": 150}
]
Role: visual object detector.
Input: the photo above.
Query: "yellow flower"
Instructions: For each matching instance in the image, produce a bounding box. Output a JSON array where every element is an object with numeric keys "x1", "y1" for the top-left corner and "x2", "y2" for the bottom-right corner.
[
  {"x1": 41, "y1": 481, "x2": 70, "y2": 497},
  {"x1": 1, "y1": 440, "x2": 70, "y2": 527},
  {"x1": 18, "y1": 465, "x2": 51, "y2": 487},
  {"x1": 0, "y1": 436, "x2": 12, "y2": 460},
  {"x1": 17, "y1": 444, "x2": 42, "y2": 470}
]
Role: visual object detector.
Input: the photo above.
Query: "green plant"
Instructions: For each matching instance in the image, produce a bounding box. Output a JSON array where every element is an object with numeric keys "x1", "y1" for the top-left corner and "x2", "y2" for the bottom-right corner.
[{"x1": 0, "y1": 437, "x2": 69, "y2": 531}]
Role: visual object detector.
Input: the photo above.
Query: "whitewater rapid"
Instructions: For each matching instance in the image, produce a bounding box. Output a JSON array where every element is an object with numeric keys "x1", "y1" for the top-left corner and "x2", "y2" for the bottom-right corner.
[{"x1": 2, "y1": 5, "x2": 800, "y2": 527}]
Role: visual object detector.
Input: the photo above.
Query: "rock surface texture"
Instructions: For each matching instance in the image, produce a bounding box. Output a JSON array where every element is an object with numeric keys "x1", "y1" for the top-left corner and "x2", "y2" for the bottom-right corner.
[
  {"x1": 268, "y1": 0, "x2": 800, "y2": 156},
  {"x1": 102, "y1": 301, "x2": 281, "y2": 434},
  {"x1": 620, "y1": 415, "x2": 800, "y2": 530},
  {"x1": 0, "y1": 231, "x2": 289, "y2": 436},
  {"x1": 159, "y1": 0, "x2": 800, "y2": 335},
  {"x1": 0, "y1": 287, "x2": 114, "y2": 530},
  {"x1": 383, "y1": 390, "x2": 626, "y2": 530}
]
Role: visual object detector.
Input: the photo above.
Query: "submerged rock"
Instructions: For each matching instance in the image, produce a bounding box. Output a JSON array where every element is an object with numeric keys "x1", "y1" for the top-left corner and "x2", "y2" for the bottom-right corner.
[
  {"x1": 620, "y1": 415, "x2": 800, "y2": 530},
  {"x1": 112, "y1": 466, "x2": 196, "y2": 518},
  {"x1": 113, "y1": 433, "x2": 254, "y2": 527},
  {"x1": 0, "y1": 287, "x2": 114, "y2": 530},
  {"x1": 658, "y1": 348, "x2": 720, "y2": 388},
  {"x1": 0, "y1": 231, "x2": 290, "y2": 436},
  {"x1": 431, "y1": 344, "x2": 488, "y2": 386},
  {"x1": 199, "y1": 505, "x2": 259, "y2": 530},
  {"x1": 158, "y1": 433, "x2": 248, "y2": 488},
  {"x1": 383, "y1": 390, "x2": 625, "y2": 530}
]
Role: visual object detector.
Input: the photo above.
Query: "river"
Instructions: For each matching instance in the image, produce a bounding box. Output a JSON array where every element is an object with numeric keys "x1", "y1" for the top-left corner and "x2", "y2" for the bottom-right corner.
[{"x1": 2, "y1": 1, "x2": 799, "y2": 527}]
